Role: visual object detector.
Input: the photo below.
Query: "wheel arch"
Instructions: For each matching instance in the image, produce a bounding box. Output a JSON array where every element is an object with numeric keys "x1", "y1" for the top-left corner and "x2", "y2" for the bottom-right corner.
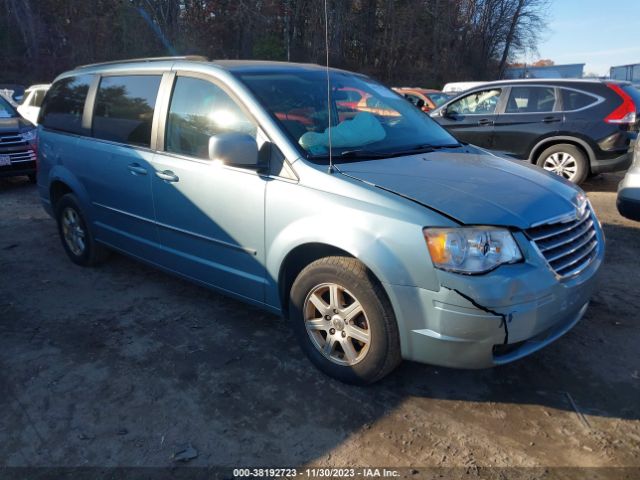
[
  {"x1": 47, "y1": 166, "x2": 93, "y2": 213},
  {"x1": 276, "y1": 242, "x2": 395, "y2": 319},
  {"x1": 528, "y1": 136, "x2": 595, "y2": 168},
  {"x1": 49, "y1": 180, "x2": 73, "y2": 209}
]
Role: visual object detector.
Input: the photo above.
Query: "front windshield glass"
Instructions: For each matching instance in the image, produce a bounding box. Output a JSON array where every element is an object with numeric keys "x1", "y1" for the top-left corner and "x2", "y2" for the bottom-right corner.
[
  {"x1": 0, "y1": 96, "x2": 17, "y2": 118},
  {"x1": 236, "y1": 70, "x2": 458, "y2": 162}
]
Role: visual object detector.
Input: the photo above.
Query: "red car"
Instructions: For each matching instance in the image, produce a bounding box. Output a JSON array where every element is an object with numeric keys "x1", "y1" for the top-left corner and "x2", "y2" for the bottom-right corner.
[{"x1": 393, "y1": 87, "x2": 452, "y2": 112}]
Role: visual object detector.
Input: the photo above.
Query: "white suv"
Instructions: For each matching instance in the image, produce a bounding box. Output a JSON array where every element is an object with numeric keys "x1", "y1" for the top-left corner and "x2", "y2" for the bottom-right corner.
[{"x1": 17, "y1": 84, "x2": 50, "y2": 125}]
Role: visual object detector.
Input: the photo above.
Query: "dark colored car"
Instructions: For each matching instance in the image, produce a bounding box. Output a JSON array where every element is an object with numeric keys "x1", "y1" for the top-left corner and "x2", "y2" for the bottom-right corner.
[
  {"x1": 431, "y1": 79, "x2": 639, "y2": 184},
  {"x1": 0, "y1": 83, "x2": 26, "y2": 105},
  {"x1": 0, "y1": 95, "x2": 37, "y2": 182}
]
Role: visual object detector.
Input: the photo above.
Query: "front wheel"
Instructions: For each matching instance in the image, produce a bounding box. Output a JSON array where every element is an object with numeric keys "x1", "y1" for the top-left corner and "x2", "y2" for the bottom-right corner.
[
  {"x1": 536, "y1": 144, "x2": 589, "y2": 184},
  {"x1": 289, "y1": 256, "x2": 401, "y2": 384}
]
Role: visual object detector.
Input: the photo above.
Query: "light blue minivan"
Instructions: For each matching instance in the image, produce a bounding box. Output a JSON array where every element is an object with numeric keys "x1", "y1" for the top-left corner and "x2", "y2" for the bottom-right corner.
[{"x1": 37, "y1": 57, "x2": 604, "y2": 384}]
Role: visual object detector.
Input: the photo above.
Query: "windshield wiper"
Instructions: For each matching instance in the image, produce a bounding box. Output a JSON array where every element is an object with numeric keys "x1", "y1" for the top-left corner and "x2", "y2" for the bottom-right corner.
[
  {"x1": 405, "y1": 143, "x2": 461, "y2": 152},
  {"x1": 309, "y1": 143, "x2": 462, "y2": 162},
  {"x1": 339, "y1": 143, "x2": 461, "y2": 158},
  {"x1": 338, "y1": 149, "x2": 400, "y2": 159}
]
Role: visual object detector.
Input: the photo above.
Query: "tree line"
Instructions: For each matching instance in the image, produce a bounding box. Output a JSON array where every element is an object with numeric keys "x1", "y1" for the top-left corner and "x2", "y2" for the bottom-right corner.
[{"x1": 1, "y1": 0, "x2": 549, "y2": 88}]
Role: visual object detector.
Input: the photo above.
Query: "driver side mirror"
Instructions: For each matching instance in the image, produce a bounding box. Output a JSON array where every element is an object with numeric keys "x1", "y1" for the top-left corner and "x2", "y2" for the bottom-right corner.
[
  {"x1": 208, "y1": 133, "x2": 266, "y2": 170},
  {"x1": 442, "y1": 106, "x2": 458, "y2": 118}
]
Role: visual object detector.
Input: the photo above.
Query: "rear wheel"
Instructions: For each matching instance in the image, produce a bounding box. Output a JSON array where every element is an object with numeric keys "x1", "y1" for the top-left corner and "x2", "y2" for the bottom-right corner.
[
  {"x1": 289, "y1": 256, "x2": 401, "y2": 384},
  {"x1": 55, "y1": 193, "x2": 109, "y2": 266},
  {"x1": 536, "y1": 144, "x2": 589, "y2": 184}
]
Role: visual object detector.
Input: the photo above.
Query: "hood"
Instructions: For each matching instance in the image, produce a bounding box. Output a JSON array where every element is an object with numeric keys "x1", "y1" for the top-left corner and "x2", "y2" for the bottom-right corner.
[
  {"x1": 0, "y1": 116, "x2": 33, "y2": 133},
  {"x1": 337, "y1": 149, "x2": 582, "y2": 229}
]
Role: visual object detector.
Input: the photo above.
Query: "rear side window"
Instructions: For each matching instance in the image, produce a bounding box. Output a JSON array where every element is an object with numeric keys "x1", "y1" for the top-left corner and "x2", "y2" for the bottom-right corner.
[
  {"x1": 40, "y1": 76, "x2": 92, "y2": 134},
  {"x1": 561, "y1": 89, "x2": 598, "y2": 111},
  {"x1": 165, "y1": 76, "x2": 256, "y2": 159},
  {"x1": 506, "y1": 87, "x2": 556, "y2": 113},
  {"x1": 93, "y1": 75, "x2": 161, "y2": 148},
  {"x1": 32, "y1": 89, "x2": 47, "y2": 107}
]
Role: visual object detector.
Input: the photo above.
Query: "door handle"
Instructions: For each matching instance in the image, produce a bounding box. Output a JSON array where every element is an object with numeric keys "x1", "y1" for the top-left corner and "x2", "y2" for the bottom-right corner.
[
  {"x1": 478, "y1": 118, "x2": 493, "y2": 126},
  {"x1": 156, "y1": 170, "x2": 179, "y2": 182},
  {"x1": 127, "y1": 163, "x2": 147, "y2": 176},
  {"x1": 542, "y1": 116, "x2": 561, "y2": 123}
]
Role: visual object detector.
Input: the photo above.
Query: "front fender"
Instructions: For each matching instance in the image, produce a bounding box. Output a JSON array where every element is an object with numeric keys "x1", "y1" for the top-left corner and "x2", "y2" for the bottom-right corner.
[{"x1": 264, "y1": 181, "x2": 445, "y2": 310}]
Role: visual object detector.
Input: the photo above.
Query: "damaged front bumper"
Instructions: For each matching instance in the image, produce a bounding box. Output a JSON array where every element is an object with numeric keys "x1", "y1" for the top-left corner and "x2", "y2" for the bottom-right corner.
[{"x1": 385, "y1": 231, "x2": 604, "y2": 369}]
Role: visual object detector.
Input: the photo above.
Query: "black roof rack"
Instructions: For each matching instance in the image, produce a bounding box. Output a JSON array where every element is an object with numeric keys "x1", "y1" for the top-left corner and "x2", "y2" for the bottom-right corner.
[{"x1": 76, "y1": 56, "x2": 208, "y2": 69}]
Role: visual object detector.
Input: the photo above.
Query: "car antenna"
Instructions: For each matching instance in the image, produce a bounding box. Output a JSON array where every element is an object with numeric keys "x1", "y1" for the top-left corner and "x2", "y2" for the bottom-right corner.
[{"x1": 324, "y1": 0, "x2": 334, "y2": 174}]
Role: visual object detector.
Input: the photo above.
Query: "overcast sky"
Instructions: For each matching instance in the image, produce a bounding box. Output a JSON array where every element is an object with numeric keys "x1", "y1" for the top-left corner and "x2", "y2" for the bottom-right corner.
[{"x1": 518, "y1": 0, "x2": 640, "y2": 76}]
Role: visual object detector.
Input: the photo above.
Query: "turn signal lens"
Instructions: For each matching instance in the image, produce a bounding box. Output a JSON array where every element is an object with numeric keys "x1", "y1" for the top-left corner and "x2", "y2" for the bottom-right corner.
[{"x1": 425, "y1": 231, "x2": 450, "y2": 264}]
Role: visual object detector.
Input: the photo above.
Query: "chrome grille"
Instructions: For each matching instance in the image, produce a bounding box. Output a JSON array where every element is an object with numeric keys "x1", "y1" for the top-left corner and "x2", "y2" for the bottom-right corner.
[
  {"x1": 7, "y1": 150, "x2": 37, "y2": 163},
  {"x1": 527, "y1": 205, "x2": 599, "y2": 277},
  {"x1": 0, "y1": 149, "x2": 36, "y2": 164},
  {"x1": 0, "y1": 133, "x2": 26, "y2": 147}
]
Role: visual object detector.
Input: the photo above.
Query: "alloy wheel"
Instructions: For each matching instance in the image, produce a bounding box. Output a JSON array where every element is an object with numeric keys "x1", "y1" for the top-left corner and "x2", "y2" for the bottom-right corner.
[
  {"x1": 303, "y1": 283, "x2": 371, "y2": 366},
  {"x1": 542, "y1": 152, "x2": 578, "y2": 181},
  {"x1": 61, "y1": 207, "x2": 86, "y2": 256}
]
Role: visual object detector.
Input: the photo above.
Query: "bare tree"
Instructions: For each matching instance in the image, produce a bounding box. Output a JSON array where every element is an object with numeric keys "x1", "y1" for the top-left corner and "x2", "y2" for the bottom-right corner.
[{"x1": 0, "y1": 0, "x2": 551, "y2": 87}]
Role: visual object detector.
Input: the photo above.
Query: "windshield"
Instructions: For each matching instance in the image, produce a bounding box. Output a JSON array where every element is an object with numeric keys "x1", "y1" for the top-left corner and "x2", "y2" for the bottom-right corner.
[
  {"x1": 0, "y1": 96, "x2": 17, "y2": 118},
  {"x1": 236, "y1": 70, "x2": 458, "y2": 162}
]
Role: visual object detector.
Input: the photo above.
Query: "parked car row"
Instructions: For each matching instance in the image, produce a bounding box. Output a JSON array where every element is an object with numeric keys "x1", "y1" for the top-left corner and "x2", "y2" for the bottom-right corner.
[{"x1": 3, "y1": 71, "x2": 639, "y2": 226}]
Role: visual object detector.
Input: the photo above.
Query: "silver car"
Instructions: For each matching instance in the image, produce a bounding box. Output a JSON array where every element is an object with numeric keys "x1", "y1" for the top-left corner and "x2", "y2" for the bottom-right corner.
[
  {"x1": 37, "y1": 57, "x2": 604, "y2": 384},
  {"x1": 618, "y1": 139, "x2": 640, "y2": 220}
]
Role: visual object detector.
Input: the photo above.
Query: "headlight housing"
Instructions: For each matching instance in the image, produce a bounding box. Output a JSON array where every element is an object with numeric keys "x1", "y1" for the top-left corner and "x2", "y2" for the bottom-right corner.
[
  {"x1": 423, "y1": 227, "x2": 522, "y2": 274},
  {"x1": 20, "y1": 129, "x2": 36, "y2": 142}
]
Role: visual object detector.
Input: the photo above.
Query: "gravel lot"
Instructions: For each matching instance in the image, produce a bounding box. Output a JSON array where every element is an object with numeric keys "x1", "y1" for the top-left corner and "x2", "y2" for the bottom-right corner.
[{"x1": 0, "y1": 172, "x2": 639, "y2": 473}]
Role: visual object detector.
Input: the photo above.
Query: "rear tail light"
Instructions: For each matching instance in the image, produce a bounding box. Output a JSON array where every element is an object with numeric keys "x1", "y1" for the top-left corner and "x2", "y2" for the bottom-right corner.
[{"x1": 605, "y1": 83, "x2": 637, "y2": 124}]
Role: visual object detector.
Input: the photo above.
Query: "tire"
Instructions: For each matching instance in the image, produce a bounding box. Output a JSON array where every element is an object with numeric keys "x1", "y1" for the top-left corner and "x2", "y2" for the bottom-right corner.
[
  {"x1": 536, "y1": 144, "x2": 589, "y2": 185},
  {"x1": 289, "y1": 256, "x2": 401, "y2": 385},
  {"x1": 55, "y1": 193, "x2": 109, "y2": 266}
]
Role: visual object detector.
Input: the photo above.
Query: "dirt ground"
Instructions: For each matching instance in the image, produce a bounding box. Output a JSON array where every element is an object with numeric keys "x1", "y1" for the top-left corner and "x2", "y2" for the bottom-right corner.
[{"x1": 0, "y1": 172, "x2": 639, "y2": 475}]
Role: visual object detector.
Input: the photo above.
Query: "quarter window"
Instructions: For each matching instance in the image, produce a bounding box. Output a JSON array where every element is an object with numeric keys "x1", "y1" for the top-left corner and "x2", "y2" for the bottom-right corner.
[
  {"x1": 506, "y1": 87, "x2": 556, "y2": 113},
  {"x1": 40, "y1": 75, "x2": 93, "y2": 134},
  {"x1": 561, "y1": 89, "x2": 597, "y2": 111},
  {"x1": 32, "y1": 89, "x2": 47, "y2": 108},
  {"x1": 92, "y1": 75, "x2": 161, "y2": 148},
  {"x1": 448, "y1": 89, "x2": 502, "y2": 115},
  {"x1": 165, "y1": 76, "x2": 256, "y2": 159}
]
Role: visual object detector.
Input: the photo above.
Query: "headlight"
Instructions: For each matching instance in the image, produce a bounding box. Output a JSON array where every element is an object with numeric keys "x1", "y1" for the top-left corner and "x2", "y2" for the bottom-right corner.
[
  {"x1": 20, "y1": 129, "x2": 36, "y2": 142},
  {"x1": 423, "y1": 227, "x2": 522, "y2": 274}
]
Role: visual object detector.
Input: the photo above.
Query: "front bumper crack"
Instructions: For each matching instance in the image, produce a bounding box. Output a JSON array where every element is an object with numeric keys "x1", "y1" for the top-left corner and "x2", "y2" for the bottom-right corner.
[{"x1": 442, "y1": 286, "x2": 511, "y2": 345}]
